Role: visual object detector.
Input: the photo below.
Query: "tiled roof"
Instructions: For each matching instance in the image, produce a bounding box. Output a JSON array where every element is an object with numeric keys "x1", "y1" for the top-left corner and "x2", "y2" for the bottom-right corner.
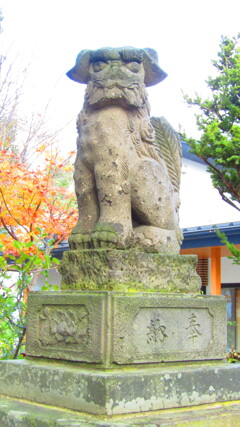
[{"x1": 182, "y1": 221, "x2": 240, "y2": 249}]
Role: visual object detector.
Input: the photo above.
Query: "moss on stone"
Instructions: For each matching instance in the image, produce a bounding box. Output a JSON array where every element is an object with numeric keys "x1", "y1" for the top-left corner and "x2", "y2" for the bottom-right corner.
[{"x1": 59, "y1": 249, "x2": 201, "y2": 293}]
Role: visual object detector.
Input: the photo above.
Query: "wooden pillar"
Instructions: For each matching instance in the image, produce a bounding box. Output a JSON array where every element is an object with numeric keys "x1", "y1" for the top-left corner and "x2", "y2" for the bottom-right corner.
[{"x1": 211, "y1": 247, "x2": 221, "y2": 295}]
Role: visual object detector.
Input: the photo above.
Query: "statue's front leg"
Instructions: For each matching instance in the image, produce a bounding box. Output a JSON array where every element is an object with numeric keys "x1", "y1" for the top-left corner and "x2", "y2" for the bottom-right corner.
[
  {"x1": 92, "y1": 161, "x2": 133, "y2": 248},
  {"x1": 83, "y1": 107, "x2": 134, "y2": 248},
  {"x1": 69, "y1": 156, "x2": 99, "y2": 249}
]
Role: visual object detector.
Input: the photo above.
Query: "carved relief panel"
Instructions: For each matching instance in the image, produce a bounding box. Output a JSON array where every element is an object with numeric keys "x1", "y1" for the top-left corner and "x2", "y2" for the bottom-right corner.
[
  {"x1": 26, "y1": 292, "x2": 106, "y2": 363},
  {"x1": 111, "y1": 293, "x2": 226, "y2": 364},
  {"x1": 38, "y1": 305, "x2": 89, "y2": 347}
]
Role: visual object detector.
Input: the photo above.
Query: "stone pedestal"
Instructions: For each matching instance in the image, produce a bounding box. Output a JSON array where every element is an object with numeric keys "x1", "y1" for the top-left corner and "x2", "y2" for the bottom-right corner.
[
  {"x1": 25, "y1": 291, "x2": 226, "y2": 365},
  {"x1": 0, "y1": 250, "x2": 238, "y2": 426},
  {"x1": 59, "y1": 249, "x2": 201, "y2": 293},
  {"x1": 1, "y1": 359, "x2": 240, "y2": 416}
]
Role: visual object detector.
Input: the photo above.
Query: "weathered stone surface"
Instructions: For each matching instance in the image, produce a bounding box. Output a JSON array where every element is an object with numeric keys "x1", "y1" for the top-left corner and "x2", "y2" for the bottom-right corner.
[
  {"x1": 26, "y1": 291, "x2": 226, "y2": 364},
  {"x1": 66, "y1": 47, "x2": 182, "y2": 253},
  {"x1": 1, "y1": 395, "x2": 240, "y2": 426},
  {"x1": 26, "y1": 291, "x2": 105, "y2": 363},
  {"x1": 1, "y1": 360, "x2": 240, "y2": 416},
  {"x1": 111, "y1": 293, "x2": 226, "y2": 364},
  {"x1": 60, "y1": 249, "x2": 201, "y2": 292}
]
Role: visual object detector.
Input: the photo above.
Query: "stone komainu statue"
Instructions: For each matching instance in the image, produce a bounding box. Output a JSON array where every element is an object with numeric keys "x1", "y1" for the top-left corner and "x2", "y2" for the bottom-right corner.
[{"x1": 67, "y1": 47, "x2": 182, "y2": 253}]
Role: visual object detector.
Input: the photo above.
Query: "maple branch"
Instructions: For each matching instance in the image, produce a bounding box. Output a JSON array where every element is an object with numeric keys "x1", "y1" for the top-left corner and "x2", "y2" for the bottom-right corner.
[
  {"x1": 0, "y1": 187, "x2": 29, "y2": 232},
  {"x1": 13, "y1": 327, "x2": 26, "y2": 359},
  {"x1": 0, "y1": 214, "x2": 19, "y2": 240},
  {"x1": 28, "y1": 199, "x2": 42, "y2": 241},
  {"x1": 0, "y1": 314, "x2": 26, "y2": 331}
]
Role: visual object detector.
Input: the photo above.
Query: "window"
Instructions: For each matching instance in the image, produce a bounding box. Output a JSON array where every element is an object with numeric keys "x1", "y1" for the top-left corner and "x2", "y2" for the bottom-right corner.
[{"x1": 222, "y1": 285, "x2": 240, "y2": 349}]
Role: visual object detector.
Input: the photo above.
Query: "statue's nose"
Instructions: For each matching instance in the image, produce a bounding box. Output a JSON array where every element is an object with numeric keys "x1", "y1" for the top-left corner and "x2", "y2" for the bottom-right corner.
[
  {"x1": 108, "y1": 62, "x2": 123, "y2": 79},
  {"x1": 109, "y1": 60, "x2": 121, "y2": 68}
]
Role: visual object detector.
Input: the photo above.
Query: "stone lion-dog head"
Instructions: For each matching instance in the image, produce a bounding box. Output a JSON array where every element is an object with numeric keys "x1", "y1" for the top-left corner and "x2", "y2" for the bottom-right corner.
[{"x1": 67, "y1": 47, "x2": 167, "y2": 109}]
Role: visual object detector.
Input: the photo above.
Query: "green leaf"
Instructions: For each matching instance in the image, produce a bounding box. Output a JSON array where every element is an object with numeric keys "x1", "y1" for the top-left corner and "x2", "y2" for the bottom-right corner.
[
  {"x1": 24, "y1": 241, "x2": 34, "y2": 248},
  {"x1": 13, "y1": 241, "x2": 23, "y2": 250}
]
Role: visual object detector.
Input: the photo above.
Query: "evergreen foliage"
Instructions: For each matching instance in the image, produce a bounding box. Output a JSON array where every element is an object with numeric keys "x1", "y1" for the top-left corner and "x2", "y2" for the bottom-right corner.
[{"x1": 182, "y1": 34, "x2": 240, "y2": 212}]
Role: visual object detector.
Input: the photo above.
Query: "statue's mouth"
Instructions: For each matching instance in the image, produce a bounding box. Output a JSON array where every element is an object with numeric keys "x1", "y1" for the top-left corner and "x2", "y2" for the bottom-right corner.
[
  {"x1": 94, "y1": 81, "x2": 139, "y2": 90},
  {"x1": 86, "y1": 80, "x2": 147, "y2": 110}
]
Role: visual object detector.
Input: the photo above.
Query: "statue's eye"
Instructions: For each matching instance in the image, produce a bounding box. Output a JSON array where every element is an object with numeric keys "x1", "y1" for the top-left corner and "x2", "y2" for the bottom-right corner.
[
  {"x1": 125, "y1": 61, "x2": 140, "y2": 73},
  {"x1": 92, "y1": 61, "x2": 107, "y2": 72}
]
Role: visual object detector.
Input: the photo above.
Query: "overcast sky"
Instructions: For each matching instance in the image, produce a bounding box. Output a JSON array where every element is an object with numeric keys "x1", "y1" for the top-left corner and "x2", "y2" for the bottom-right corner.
[{"x1": 1, "y1": 0, "x2": 240, "y2": 152}]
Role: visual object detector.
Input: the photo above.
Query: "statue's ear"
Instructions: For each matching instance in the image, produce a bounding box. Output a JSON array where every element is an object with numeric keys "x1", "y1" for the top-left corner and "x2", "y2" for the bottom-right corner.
[
  {"x1": 142, "y1": 48, "x2": 167, "y2": 87},
  {"x1": 66, "y1": 50, "x2": 92, "y2": 84}
]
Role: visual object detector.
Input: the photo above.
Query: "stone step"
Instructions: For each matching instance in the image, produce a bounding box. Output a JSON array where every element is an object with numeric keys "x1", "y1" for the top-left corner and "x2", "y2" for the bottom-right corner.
[
  {"x1": 1, "y1": 359, "x2": 240, "y2": 416},
  {"x1": 1, "y1": 395, "x2": 240, "y2": 426}
]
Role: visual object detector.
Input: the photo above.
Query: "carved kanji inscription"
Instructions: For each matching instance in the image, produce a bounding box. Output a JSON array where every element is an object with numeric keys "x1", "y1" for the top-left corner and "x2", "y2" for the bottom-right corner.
[
  {"x1": 147, "y1": 318, "x2": 168, "y2": 343},
  {"x1": 185, "y1": 313, "x2": 202, "y2": 341},
  {"x1": 133, "y1": 307, "x2": 212, "y2": 353}
]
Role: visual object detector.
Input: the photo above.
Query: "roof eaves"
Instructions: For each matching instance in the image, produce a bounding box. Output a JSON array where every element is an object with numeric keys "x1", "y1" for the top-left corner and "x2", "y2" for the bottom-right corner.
[{"x1": 181, "y1": 222, "x2": 240, "y2": 249}]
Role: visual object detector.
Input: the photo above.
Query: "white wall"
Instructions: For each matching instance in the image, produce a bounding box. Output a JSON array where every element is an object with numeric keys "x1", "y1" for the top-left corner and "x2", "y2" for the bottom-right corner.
[
  {"x1": 221, "y1": 257, "x2": 240, "y2": 284},
  {"x1": 33, "y1": 267, "x2": 62, "y2": 290},
  {"x1": 179, "y1": 158, "x2": 240, "y2": 228},
  {"x1": 204, "y1": 258, "x2": 240, "y2": 296}
]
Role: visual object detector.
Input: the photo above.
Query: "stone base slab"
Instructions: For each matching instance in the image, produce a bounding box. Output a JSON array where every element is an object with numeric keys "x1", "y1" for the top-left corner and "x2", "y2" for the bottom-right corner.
[
  {"x1": 59, "y1": 249, "x2": 201, "y2": 293},
  {"x1": 1, "y1": 396, "x2": 240, "y2": 426},
  {"x1": 26, "y1": 291, "x2": 226, "y2": 365},
  {"x1": 1, "y1": 360, "x2": 240, "y2": 416}
]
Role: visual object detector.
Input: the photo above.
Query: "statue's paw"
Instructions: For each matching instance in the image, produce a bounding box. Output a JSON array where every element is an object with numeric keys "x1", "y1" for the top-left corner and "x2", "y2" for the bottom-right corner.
[
  {"x1": 68, "y1": 233, "x2": 92, "y2": 249},
  {"x1": 133, "y1": 226, "x2": 180, "y2": 254},
  {"x1": 91, "y1": 231, "x2": 118, "y2": 248},
  {"x1": 91, "y1": 222, "x2": 133, "y2": 249}
]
